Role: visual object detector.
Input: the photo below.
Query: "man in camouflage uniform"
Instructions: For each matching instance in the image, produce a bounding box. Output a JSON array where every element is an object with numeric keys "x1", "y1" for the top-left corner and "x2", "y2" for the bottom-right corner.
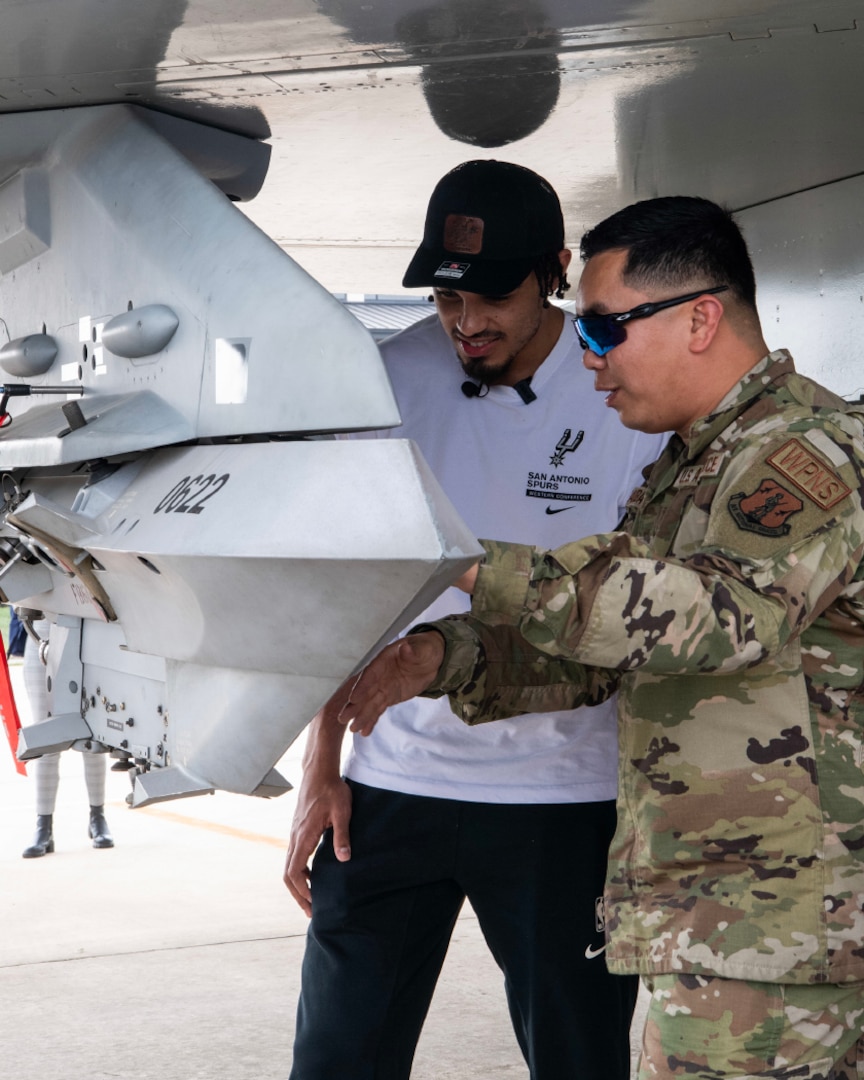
[{"x1": 337, "y1": 196, "x2": 864, "y2": 1079}]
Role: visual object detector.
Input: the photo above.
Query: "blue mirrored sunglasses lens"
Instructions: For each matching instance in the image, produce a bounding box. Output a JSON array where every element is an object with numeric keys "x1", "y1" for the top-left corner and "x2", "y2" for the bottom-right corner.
[{"x1": 573, "y1": 316, "x2": 626, "y2": 356}]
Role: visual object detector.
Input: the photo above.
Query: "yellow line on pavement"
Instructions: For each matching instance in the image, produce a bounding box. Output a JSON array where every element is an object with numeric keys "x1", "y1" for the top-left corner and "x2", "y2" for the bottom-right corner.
[{"x1": 118, "y1": 802, "x2": 288, "y2": 848}]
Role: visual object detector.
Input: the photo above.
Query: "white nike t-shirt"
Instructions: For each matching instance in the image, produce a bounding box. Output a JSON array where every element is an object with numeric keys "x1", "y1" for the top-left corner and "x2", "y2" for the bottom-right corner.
[{"x1": 344, "y1": 314, "x2": 666, "y2": 803}]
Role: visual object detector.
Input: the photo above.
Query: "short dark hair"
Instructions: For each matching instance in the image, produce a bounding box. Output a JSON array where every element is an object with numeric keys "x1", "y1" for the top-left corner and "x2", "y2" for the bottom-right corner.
[{"x1": 580, "y1": 196, "x2": 757, "y2": 310}]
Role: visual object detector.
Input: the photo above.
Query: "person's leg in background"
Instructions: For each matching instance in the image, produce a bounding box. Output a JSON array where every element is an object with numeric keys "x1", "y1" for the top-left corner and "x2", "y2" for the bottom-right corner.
[{"x1": 21, "y1": 619, "x2": 113, "y2": 858}]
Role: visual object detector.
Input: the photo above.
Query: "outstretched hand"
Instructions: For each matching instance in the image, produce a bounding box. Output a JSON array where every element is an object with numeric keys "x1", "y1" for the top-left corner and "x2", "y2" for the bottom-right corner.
[{"x1": 338, "y1": 631, "x2": 446, "y2": 737}]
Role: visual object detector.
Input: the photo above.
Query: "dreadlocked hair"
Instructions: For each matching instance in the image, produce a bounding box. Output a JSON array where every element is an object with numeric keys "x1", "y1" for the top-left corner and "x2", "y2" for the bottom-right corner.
[{"x1": 534, "y1": 251, "x2": 570, "y2": 306}]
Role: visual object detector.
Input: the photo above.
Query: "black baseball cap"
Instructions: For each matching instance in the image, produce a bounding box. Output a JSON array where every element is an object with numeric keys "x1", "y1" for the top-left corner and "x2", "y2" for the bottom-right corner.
[{"x1": 402, "y1": 160, "x2": 565, "y2": 295}]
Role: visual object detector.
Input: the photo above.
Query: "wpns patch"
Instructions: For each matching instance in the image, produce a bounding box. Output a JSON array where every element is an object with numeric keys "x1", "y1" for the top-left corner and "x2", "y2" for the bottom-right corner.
[
  {"x1": 728, "y1": 478, "x2": 804, "y2": 536},
  {"x1": 767, "y1": 438, "x2": 851, "y2": 509}
]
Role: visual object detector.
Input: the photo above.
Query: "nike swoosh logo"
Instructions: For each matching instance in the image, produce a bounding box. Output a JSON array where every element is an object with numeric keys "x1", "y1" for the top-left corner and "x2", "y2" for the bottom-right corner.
[
  {"x1": 545, "y1": 505, "x2": 576, "y2": 515},
  {"x1": 584, "y1": 944, "x2": 606, "y2": 960}
]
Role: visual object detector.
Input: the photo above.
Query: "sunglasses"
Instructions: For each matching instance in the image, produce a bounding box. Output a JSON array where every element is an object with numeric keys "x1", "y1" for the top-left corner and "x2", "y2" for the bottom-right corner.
[{"x1": 573, "y1": 285, "x2": 729, "y2": 356}]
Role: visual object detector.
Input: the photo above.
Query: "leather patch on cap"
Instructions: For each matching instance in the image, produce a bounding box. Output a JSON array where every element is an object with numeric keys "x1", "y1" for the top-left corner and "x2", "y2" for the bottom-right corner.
[
  {"x1": 444, "y1": 214, "x2": 484, "y2": 254},
  {"x1": 767, "y1": 438, "x2": 851, "y2": 509}
]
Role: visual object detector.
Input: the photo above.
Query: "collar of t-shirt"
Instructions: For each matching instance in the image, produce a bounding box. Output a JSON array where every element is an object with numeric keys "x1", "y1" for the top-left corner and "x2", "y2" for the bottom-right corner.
[{"x1": 481, "y1": 316, "x2": 575, "y2": 405}]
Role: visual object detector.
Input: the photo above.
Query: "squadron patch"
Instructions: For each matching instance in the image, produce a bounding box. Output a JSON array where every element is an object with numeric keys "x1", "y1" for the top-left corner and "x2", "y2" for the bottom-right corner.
[
  {"x1": 767, "y1": 438, "x2": 851, "y2": 509},
  {"x1": 728, "y1": 478, "x2": 804, "y2": 536}
]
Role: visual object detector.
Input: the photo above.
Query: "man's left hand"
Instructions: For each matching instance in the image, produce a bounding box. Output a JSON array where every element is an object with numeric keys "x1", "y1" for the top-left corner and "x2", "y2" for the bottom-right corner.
[{"x1": 338, "y1": 631, "x2": 446, "y2": 736}]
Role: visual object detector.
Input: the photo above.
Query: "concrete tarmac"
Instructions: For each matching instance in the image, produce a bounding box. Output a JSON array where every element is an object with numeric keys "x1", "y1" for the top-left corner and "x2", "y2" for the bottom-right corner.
[{"x1": 1, "y1": 660, "x2": 647, "y2": 1080}]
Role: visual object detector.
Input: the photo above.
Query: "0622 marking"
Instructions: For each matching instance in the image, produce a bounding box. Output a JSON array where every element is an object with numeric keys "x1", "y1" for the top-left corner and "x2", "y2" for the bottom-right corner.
[{"x1": 153, "y1": 473, "x2": 230, "y2": 515}]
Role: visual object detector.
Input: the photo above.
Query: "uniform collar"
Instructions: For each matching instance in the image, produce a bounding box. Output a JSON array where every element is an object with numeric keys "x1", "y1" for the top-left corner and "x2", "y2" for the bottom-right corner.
[{"x1": 682, "y1": 349, "x2": 795, "y2": 460}]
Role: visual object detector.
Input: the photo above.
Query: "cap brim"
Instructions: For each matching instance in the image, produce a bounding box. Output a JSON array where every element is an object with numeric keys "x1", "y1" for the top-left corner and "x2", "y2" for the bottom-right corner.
[{"x1": 402, "y1": 245, "x2": 535, "y2": 295}]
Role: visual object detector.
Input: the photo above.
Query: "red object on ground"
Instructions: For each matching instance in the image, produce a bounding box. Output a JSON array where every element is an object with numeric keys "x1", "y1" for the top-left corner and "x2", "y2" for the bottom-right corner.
[{"x1": 0, "y1": 647, "x2": 26, "y2": 776}]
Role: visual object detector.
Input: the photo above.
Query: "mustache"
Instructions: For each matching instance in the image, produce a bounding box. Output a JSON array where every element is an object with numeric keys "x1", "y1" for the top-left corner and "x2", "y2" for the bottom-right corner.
[{"x1": 454, "y1": 330, "x2": 503, "y2": 342}]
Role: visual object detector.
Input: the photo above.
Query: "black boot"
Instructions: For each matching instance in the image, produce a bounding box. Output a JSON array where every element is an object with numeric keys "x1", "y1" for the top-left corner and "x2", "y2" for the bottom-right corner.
[
  {"x1": 22, "y1": 814, "x2": 54, "y2": 858},
  {"x1": 88, "y1": 805, "x2": 114, "y2": 849}
]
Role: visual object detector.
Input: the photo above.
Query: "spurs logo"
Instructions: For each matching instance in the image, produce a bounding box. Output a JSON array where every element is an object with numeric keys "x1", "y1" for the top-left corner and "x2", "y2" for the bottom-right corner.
[{"x1": 550, "y1": 428, "x2": 584, "y2": 467}]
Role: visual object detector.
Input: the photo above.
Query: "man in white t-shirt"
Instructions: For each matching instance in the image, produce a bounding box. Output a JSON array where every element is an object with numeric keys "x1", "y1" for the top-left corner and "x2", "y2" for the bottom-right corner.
[{"x1": 284, "y1": 161, "x2": 665, "y2": 1080}]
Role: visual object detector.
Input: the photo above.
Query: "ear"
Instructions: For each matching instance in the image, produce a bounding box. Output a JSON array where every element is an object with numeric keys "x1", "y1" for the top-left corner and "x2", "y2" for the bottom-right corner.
[
  {"x1": 558, "y1": 247, "x2": 573, "y2": 274},
  {"x1": 688, "y1": 293, "x2": 725, "y2": 354}
]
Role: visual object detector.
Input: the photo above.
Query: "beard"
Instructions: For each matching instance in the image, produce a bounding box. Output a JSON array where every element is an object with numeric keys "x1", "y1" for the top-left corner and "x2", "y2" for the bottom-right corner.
[
  {"x1": 452, "y1": 306, "x2": 544, "y2": 385},
  {"x1": 458, "y1": 350, "x2": 516, "y2": 384}
]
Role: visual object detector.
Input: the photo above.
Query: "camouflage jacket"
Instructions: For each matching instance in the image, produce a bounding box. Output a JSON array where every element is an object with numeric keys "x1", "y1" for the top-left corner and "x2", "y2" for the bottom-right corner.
[{"x1": 419, "y1": 351, "x2": 864, "y2": 984}]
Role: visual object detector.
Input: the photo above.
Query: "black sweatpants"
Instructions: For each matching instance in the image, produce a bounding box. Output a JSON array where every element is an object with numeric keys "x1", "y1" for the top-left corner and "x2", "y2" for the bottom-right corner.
[{"x1": 290, "y1": 781, "x2": 637, "y2": 1080}]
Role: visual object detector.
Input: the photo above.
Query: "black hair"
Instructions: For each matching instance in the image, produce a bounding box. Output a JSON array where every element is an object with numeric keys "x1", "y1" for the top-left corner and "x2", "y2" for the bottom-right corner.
[
  {"x1": 534, "y1": 251, "x2": 570, "y2": 305},
  {"x1": 580, "y1": 196, "x2": 757, "y2": 310}
]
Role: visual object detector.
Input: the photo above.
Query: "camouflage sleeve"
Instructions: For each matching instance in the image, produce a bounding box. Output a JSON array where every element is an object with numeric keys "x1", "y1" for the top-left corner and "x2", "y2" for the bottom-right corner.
[
  {"x1": 408, "y1": 616, "x2": 620, "y2": 725},
  {"x1": 471, "y1": 427, "x2": 864, "y2": 676}
]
